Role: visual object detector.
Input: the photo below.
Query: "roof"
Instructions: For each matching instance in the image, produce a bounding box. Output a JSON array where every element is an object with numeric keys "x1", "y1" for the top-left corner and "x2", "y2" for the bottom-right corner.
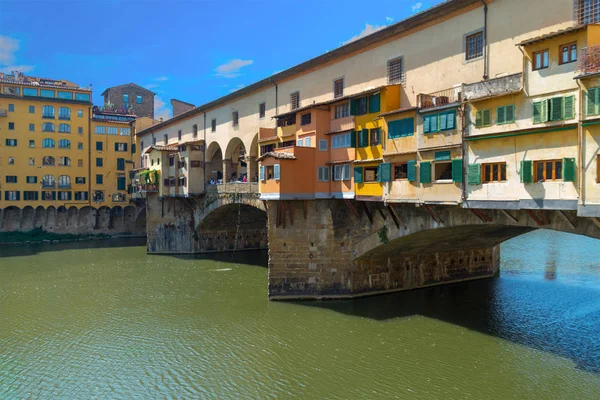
[
  {"x1": 143, "y1": 145, "x2": 179, "y2": 154},
  {"x1": 136, "y1": 0, "x2": 482, "y2": 136},
  {"x1": 325, "y1": 128, "x2": 353, "y2": 136},
  {"x1": 379, "y1": 106, "x2": 418, "y2": 117},
  {"x1": 518, "y1": 24, "x2": 590, "y2": 46},
  {"x1": 0, "y1": 74, "x2": 91, "y2": 91},
  {"x1": 101, "y1": 83, "x2": 156, "y2": 96},
  {"x1": 171, "y1": 98, "x2": 195, "y2": 107},
  {"x1": 256, "y1": 151, "x2": 297, "y2": 162}
]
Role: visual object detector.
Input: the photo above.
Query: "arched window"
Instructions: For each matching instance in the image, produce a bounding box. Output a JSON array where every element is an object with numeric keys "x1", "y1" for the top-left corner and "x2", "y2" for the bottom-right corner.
[
  {"x1": 58, "y1": 107, "x2": 71, "y2": 120},
  {"x1": 58, "y1": 123, "x2": 71, "y2": 133},
  {"x1": 42, "y1": 174, "x2": 55, "y2": 188},
  {"x1": 42, "y1": 122, "x2": 55, "y2": 132},
  {"x1": 42, "y1": 105, "x2": 55, "y2": 118},
  {"x1": 58, "y1": 175, "x2": 71, "y2": 188},
  {"x1": 42, "y1": 138, "x2": 55, "y2": 148},
  {"x1": 58, "y1": 156, "x2": 71, "y2": 166},
  {"x1": 42, "y1": 156, "x2": 56, "y2": 166},
  {"x1": 58, "y1": 139, "x2": 70, "y2": 149}
]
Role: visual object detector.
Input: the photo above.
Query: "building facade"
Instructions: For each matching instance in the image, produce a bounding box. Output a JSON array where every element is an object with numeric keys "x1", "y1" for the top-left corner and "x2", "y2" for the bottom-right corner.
[{"x1": 101, "y1": 83, "x2": 155, "y2": 119}]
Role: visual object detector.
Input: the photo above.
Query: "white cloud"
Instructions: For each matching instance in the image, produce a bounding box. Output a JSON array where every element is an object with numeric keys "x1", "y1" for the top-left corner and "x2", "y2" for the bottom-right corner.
[
  {"x1": 342, "y1": 24, "x2": 386, "y2": 45},
  {"x1": 154, "y1": 96, "x2": 172, "y2": 121},
  {"x1": 412, "y1": 2, "x2": 423, "y2": 12},
  {"x1": 154, "y1": 76, "x2": 168, "y2": 81},
  {"x1": 229, "y1": 84, "x2": 246, "y2": 93},
  {"x1": 0, "y1": 35, "x2": 34, "y2": 74},
  {"x1": 215, "y1": 59, "x2": 253, "y2": 78},
  {"x1": 145, "y1": 83, "x2": 159, "y2": 89},
  {"x1": 386, "y1": 16, "x2": 394, "y2": 22}
]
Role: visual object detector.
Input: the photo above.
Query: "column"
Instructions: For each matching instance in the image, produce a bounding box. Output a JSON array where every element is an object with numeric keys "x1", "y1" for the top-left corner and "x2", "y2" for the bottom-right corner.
[
  {"x1": 245, "y1": 156, "x2": 256, "y2": 183},
  {"x1": 222, "y1": 158, "x2": 232, "y2": 182}
]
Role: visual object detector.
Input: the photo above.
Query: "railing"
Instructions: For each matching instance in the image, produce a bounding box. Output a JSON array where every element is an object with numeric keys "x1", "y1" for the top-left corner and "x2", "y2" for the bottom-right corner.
[
  {"x1": 418, "y1": 87, "x2": 462, "y2": 110},
  {"x1": 138, "y1": 184, "x2": 158, "y2": 192},
  {"x1": 58, "y1": 184, "x2": 71, "y2": 189},
  {"x1": 206, "y1": 182, "x2": 259, "y2": 194},
  {"x1": 578, "y1": 45, "x2": 600, "y2": 77},
  {"x1": 330, "y1": 115, "x2": 354, "y2": 133},
  {"x1": 42, "y1": 183, "x2": 56, "y2": 188}
]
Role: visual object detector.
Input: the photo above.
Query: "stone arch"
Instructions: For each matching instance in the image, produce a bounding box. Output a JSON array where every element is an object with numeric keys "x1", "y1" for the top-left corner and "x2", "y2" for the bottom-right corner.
[
  {"x1": 67, "y1": 206, "x2": 78, "y2": 227},
  {"x1": 124, "y1": 205, "x2": 136, "y2": 223},
  {"x1": 79, "y1": 206, "x2": 94, "y2": 228},
  {"x1": 111, "y1": 206, "x2": 124, "y2": 230},
  {"x1": 56, "y1": 206, "x2": 68, "y2": 229},
  {"x1": 206, "y1": 141, "x2": 223, "y2": 182},
  {"x1": 135, "y1": 207, "x2": 146, "y2": 233},
  {"x1": 97, "y1": 206, "x2": 111, "y2": 229},
  {"x1": 3, "y1": 206, "x2": 21, "y2": 231},
  {"x1": 21, "y1": 206, "x2": 35, "y2": 230},
  {"x1": 34, "y1": 206, "x2": 46, "y2": 227},
  {"x1": 224, "y1": 137, "x2": 246, "y2": 182},
  {"x1": 247, "y1": 133, "x2": 259, "y2": 182},
  {"x1": 46, "y1": 206, "x2": 57, "y2": 229}
]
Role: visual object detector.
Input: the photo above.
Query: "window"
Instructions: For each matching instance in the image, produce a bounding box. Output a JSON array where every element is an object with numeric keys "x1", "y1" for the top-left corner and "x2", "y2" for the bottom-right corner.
[
  {"x1": 534, "y1": 160, "x2": 563, "y2": 182},
  {"x1": 43, "y1": 156, "x2": 55, "y2": 166},
  {"x1": 358, "y1": 129, "x2": 369, "y2": 148},
  {"x1": 482, "y1": 162, "x2": 507, "y2": 183},
  {"x1": 28, "y1": 123, "x2": 34, "y2": 132},
  {"x1": 335, "y1": 103, "x2": 350, "y2": 119},
  {"x1": 58, "y1": 139, "x2": 70, "y2": 149},
  {"x1": 76, "y1": 177, "x2": 86, "y2": 184},
  {"x1": 93, "y1": 191, "x2": 104, "y2": 202},
  {"x1": 560, "y1": 42, "x2": 577, "y2": 65},
  {"x1": 533, "y1": 49, "x2": 549, "y2": 70},
  {"x1": 424, "y1": 110, "x2": 456, "y2": 133},
  {"x1": 363, "y1": 167, "x2": 378, "y2": 182},
  {"x1": 58, "y1": 107, "x2": 71, "y2": 119},
  {"x1": 59, "y1": 157, "x2": 71, "y2": 166},
  {"x1": 387, "y1": 57, "x2": 404, "y2": 84},
  {"x1": 96, "y1": 142, "x2": 104, "y2": 151},
  {"x1": 123, "y1": 94, "x2": 129, "y2": 107},
  {"x1": 58, "y1": 175, "x2": 71, "y2": 188},
  {"x1": 29, "y1": 140, "x2": 35, "y2": 148},
  {"x1": 152, "y1": 136, "x2": 157, "y2": 145},
  {"x1": 259, "y1": 102, "x2": 266, "y2": 118},
  {"x1": 178, "y1": 176, "x2": 186, "y2": 187},
  {"x1": 193, "y1": 124, "x2": 198, "y2": 138},
  {"x1": 117, "y1": 158, "x2": 125, "y2": 171},
  {"x1": 388, "y1": 118, "x2": 414, "y2": 138},
  {"x1": 96, "y1": 174, "x2": 103, "y2": 184},
  {"x1": 40, "y1": 89, "x2": 55, "y2": 98},
  {"x1": 78, "y1": 142, "x2": 83, "y2": 150},
  {"x1": 301, "y1": 113, "x2": 311, "y2": 125},
  {"x1": 95, "y1": 126, "x2": 106, "y2": 134},
  {"x1": 120, "y1": 127, "x2": 130, "y2": 135},
  {"x1": 26, "y1": 176, "x2": 37, "y2": 184},
  {"x1": 332, "y1": 132, "x2": 350, "y2": 148},
  {"x1": 5, "y1": 139, "x2": 17, "y2": 146},
  {"x1": 211, "y1": 119, "x2": 216, "y2": 132},
  {"x1": 78, "y1": 127, "x2": 83, "y2": 134},
  {"x1": 291, "y1": 91, "x2": 300, "y2": 110},
  {"x1": 42, "y1": 175, "x2": 55, "y2": 187},
  {"x1": 434, "y1": 161, "x2": 453, "y2": 181},
  {"x1": 42, "y1": 105, "x2": 55, "y2": 118},
  {"x1": 334, "y1": 78, "x2": 344, "y2": 98},
  {"x1": 117, "y1": 176, "x2": 127, "y2": 191},
  {"x1": 6, "y1": 176, "x2": 17, "y2": 183},
  {"x1": 466, "y1": 31, "x2": 484, "y2": 60},
  {"x1": 5, "y1": 191, "x2": 19, "y2": 201},
  {"x1": 136, "y1": 95, "x2": 143, "y2": 104},
  {"x1": 8, "y1": 104, "x2": 14, "y2": 112},
  {"x1": 75, "y1": 93, "x2": 90, "y2": 102},
  {"x1": 351, "y1": 97, "x2": 368, "y2": 116},
  {"x1": 3, "y1": 86, "x2": 20, "y2": 95},
  {"x1": 23, "y1": 191, "x2": 38, "y2": 201},
  {"x1": 8, "y1": 157, "x2": 14, "y2": 165},
  {"x1": 78, "y1": 159, "x2": 83, "y2": 167},
  {"x1": 475, "y1": 109, "x2": 492, "y2": 128},
  {"x1": 533, "y1": 96, "x2": 575, "y2": 123},
  {"x1": 29, "y1": 105, "x2": 35, "y2": 113},
  {"x1": 42, "y1": 138, "x2": 55, "y2": 148},
  {"x1": 23, "y1": 88, "x2": 37, "y2": 96},
  {"x1": 78, "y1": 110, "x2": 83, "y2": 117},
  {"x1": 232, "y1": 111, "x2": 239, "y2": 127},
  {"x1": 74, "y1": 192, "x2": 88, "y2": 200},
  {"x1": 394, "y1": 163, "x2": 409, "y2": 180},
  {"x1": 96, "y1": 158, "x2": 103, "y2": 167},
  {"x1": 8, "y1": 122, "x2": 14, "y2": 130},
  {"x1": 169, "y1": 156, "x2": 175, "y2": 167},
  {"x1": 178, "y1": 130, "x2": 182, "y2": 141},
  {"x1": 319, "y1": 139, "x2": 328, "y2": 151},
  {"x1": 333, "y1": 164, "x2": 351, "y2": 181},
  {"x1": 116, "y1": 143, "x2": 128, "y2": 152},
  {"x1": 108, "y1": 127, "x2": 118, "y2": 135},
  {"x1": 577, "y1": 0, "x2": 600, "y2": 24},
  {"x1": 58, "y1": 123, "x2": 71, "y2": 133},
  {"x1": 317, "y1": 166, "x2": 330, "y2": 182},
  {"x1": 496, "y1": 105, "x2": 515, "y2": 125},
  {"x1": 369, "y1": 128, "x2": 381, "y2": 146},
  {"x1": 58, "y1": 191, "x2": 72, "y2": 201}
]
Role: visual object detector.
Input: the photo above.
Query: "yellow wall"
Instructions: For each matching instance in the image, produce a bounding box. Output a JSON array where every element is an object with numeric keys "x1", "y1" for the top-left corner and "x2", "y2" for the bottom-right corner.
[
  {"x1": 419, "y1": 147, "x2": 462, "y2": 204},
  {"x1": 582, "y1": 125, "x2": 600, "y2": 207}
]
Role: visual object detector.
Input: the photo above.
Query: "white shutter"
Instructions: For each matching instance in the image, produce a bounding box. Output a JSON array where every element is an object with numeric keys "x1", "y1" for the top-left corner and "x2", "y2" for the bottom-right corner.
[
  {"x1": 274, "y1": 164, "x2": 280, "y2": 181},
  {"x1": 259, "y1": 165, "x2": 265, "y2": 181}
]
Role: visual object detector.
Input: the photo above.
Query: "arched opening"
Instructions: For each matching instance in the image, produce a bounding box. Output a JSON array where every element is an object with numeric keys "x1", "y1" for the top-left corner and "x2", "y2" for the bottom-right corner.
[
  {"x1": 3, "y1": 206, "x2": 21, "y2": 231},
  {"x1": 21, "y1": 206, "x2": 35, "y2": 230},
  {"x1": 206, "y1": 142, "x2": 223, "y2": 183},
  {"x1": 248, "y1": 133, "x2": 259, "y2": 183},
  {"x1": 224, "y1": 137, "x2": 247, "y2": 182}
]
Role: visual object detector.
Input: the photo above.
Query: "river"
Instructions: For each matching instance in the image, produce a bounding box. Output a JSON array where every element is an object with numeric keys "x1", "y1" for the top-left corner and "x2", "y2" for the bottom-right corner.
[{"x1": 1, "y1": 230, "x2": 599, "y2": 399}]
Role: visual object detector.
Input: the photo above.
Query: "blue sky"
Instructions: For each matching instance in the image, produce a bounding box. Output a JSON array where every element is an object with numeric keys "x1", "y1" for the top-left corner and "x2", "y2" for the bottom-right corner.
[{"x1": 0, "y1": 0, "x2": 442, "y2": 119}]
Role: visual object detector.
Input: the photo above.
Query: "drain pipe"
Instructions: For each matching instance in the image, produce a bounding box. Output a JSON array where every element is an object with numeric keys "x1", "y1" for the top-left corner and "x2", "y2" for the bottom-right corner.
[
  {"x1": 269, "y1": 77, "x2": 278, "y2": 114},
  {"x1": 203, "y1": 111, "x2": 207, "y2": 190},
  {"x1": 480, "y1": 0, "x2": 489, "y2": 80},
  {"x1": 576, "y1": 79, "x2": 584, "y2": 206}
]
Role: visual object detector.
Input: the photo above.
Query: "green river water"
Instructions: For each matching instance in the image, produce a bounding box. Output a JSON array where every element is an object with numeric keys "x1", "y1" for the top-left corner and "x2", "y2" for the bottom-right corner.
[{"x1": 1, "y1": 229, "x2": 600, "y2": 399}]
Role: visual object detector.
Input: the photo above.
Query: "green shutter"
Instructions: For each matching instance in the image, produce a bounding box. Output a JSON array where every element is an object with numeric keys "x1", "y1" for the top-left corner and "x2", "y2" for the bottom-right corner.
[
  {"x1": 435, "y1": 151, "x2": 451, "y2": 161},
  {"x1": 259, "y1": 165, "x2": 265, "y2": 181},
  {"x1": 117, "y1": 177, "x2": 126, "y2": 190},
  {"x1": 67, "y1": 191, "x2": 72, "y2": 201},
  {"x1": 424, "y1": 116, "x2": 431, "y2": 133},
  {"x1": 117, "y1": 158, "x2": 125, "y2": 171},
  {"x1": 439, "y1": 112, "x2": 447, "y2": 130},
  {"x1": 446, "y1": 110, "x2": 456, "y2": 130},
  {"x1": 541, "y1": 99, "x2": 548, "y2": 122},
  {"x1": 452, "y1": 159, "x2": 463, "y2": 182},
  {"x1": 520, "y1": 160, "x2": 532, "y2": 183},
  {"x1": 124, "y1": 143, "x2": 128, "y2": 152},
  {"x1": 360, "y1": 129, "x2": 369, "y2": 147},
  {"x1": 52, "y1": 191, "x2": 56, "y2": 200},
  {"x1": 533, "y1": 101, "x2": 542, "y2": 124},
  {"x1": 350, "y1": 130, "x2": 357, "y2": 148},
  {"x1": 475, "y1": 110, "x2": 483, "y2": 128},
  {"x1": 467, "y1": 164, "x2": 481, "y2": 185},
  {"x1": 403, "y1": 118, "x2": 414, "y2": 137},
  {"x1": 407, "y1": 160, "x2": 416, "y2": 182},
  {"x1": 550, "y1": 97, "x2": 564, "y2": 121},
  {"x1": 483, "y1": 109, "x2": 491, "y2": 126},
  {"x1": 497, "y1": 107, "x2": 506, "y2": 125},
  {"x1": 369, "y1": 92, "x2": 380, "y2": 113},
  {"x1": 350, "y1": 99, "x2": 358, "y2": 115},
  {"x1": 430, "y1": 114, "x2": 438, "y2": 132},
  {"x1": 388, "y1": 120, "x2": 400, "y2": 138},
  {"x1": 420, "y1": 161, "x2": 431, "y2": 184},
  {"x1": 563, "y1": 158, "x2": 575, "y2": 182},
  {"x1": 114, "y1": 143, "x2": 119, "y2": 151},
  {"x1": 131, "y1": 144, "x2": 136, "y2": 154},
  {"x1": 563, "y1": 95, "x2": 575, "y2": 120},
  {"x1": 354, "y1": 166, "x2": 363, "y2": 183},
  {"x1": 379, "y1": 163, "x2": 391, "y2": 182},
  {"x1": 587, "y1": 88, "x2": 599, "y2": 116},
  {"x1": 506, "y1": 105, "x2": 515, "y2": 123},
  {"x1": 35, "y1": 191, "x2": 39, "y2": 201}
]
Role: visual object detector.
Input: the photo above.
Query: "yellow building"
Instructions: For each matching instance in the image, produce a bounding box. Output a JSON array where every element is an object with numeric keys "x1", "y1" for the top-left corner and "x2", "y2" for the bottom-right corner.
[{"x1": 0, "y1": 72, "x2": 92, "y2": 208}]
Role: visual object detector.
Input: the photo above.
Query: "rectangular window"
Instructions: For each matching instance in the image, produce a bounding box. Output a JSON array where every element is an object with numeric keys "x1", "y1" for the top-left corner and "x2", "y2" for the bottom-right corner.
[
  {"x1": 394, "y1": 163, "x2": 408, "y2": 180},
  {"x1": 332, "y1": 132, "x2": 351, "y2": 148},
  {"x1": 76, "y1": 177, "x2": 86, "y2": 184},
  {"x1": 116, "y1": 143, "x2": 127, "y2": 152},
  {"x1": 534, "y1": 49, "x2": 549, "y2": 70},
  {"x1": 259, "y1": 102, "x2": 266, "y2": 118},
  {"x1": 387, "y1": 57, "x2": 403, "y2": 84},
  {"x1": 29, "y1": 140, "x2": 35, "y2": 148},
  {"x1": 78, "y1": 142, "x2": 83, "y2": 150},
  {"x1": 123, "y1": 94, "x2": 129, "y2": 103},
  {"x1": 317, "y1": 166, "x2": 330, "y2": 182},
  {"x1": 8, "y1": 122, "x2": 14, "y2": 130},
  {"x1": 96, "y1": 142, "x2": 103, "y2": 151},
  {"x1": 75, "y1": 93, "x2": 90, "y2": 102},
  {"x1": 78, "y1": 110, "x2": 83, "y2": 117},
  {"x1": 136, "y1": 95, "x2": 143, "y2": 104},
  {"x1": 8, "y1": 104, "x2": 14, "y2": 112},
  {"x1": 178, "y1": 130, "x2": 182, "y2": 141},
  {"x1": 40, "y1": 89, "x2": 55, "y2": 98},
  {"x1": 232, "y1": 111, "x2": 239, "y2": 127},
  {"x1": 388, "y1": 118, "x2": 414, "y2": 138},
  {"x1": 26, "y1": 176, "x2": 37, "y2": 184},
  {"x1": 164, "y1": 134, "x2": 168, "y2": 144},
  {"x1": 169, "y1": 156, "x2": 175, "y2": 167},
  {"x1": 95, "y1": 126, "x2": 106, "y2": 134},
  {"x1": 301, "y1": 113, "x2": 311, "y2": 125},
  {"x1": 434, "y1": 161, "x2": 453, "y2": 181},
  {"x1": 363, "y1": 167, "x2": 378, "y2": 182},
  {"x1": 496, "y1": 105, "x2": 515, "y2": 125},
  {"x1": 29, "y1": 105, "x2": 35, "y2": 113},
  {"x1": 211, "y1": 119, "x2": 216, "y2": 132},
  {"x1": 75, "y1": 192, "x2": 89, "y2": 201},
  {"x1": 319, "y1": 139, "x2": 328, "y2": 151},
  {"x1": 335, "y1": 103, "x2": 350, "y2": 119},
  {"x1": 5, "y1": 191, "x2": 19, "y2": 201},
  {"x1": 191, "y1": 124, "x2": 198, "y2": 138},
  {"x1": 334, "y1": 78, "x2": 344, "y2": 98},
  {"x1": 424, "y1": 110, "x2": 456, "y2": 133},
  {"x1": 117, "y1": 158, "x2": 125, "y2": 171},
  {"x1": 482, "y1": 162, "x2": 507, "y2": 183},
  {"x1": 23, "y1": 88, "x2": 37, "y2": 96},
  {"x1": 96, "y1": 174, "x2": 103, "y2": 184},
  {"x1": 29, "y1": 157, "x2": 34, "y2": 166},
  {"x1": 6, "y1": 176, "x2": 17, "y2": 183},
  {"x1": 96, "y1": 158, "x2": 103, "y2": 167},
  {"x1": 77, "y1": 127, "x2": 82, "y2": 134},
  {"x1": 23, "y1": 191, "x2": 38, "y2": 201},
  {"x1": 475, "y1": 109, "x2": 492, "y2": 128},
  {"x1": 333, "y1": 165, "x2": 351, "y2": 181},
  {"x1": 290, "y1": 91, "x2": 300, "y2": 110},
  {"x1": 534, "y1": 159, "x2": 563, "y2": 182},
  {"x1": 57, "y1": 91, "x2": 73, "y2": 100},
  {"x1": 27, "y1": 123, "x2": 34, "y2": 132},
  {"x1": 560, "y1": 42, "x2": 577, "y2": 65},
  {"x1": 5, "y1": 139, "x2": 17, "y2": 146},
  {"x1": 354, "y1": 97, "x2": 368, "y2": 115},
  {"x1": 108, "y1": 127, "x2": 118, "y2": 135},
  {"x1": 369, "y1": 128, "x2": 381, "y2": 146},
  {"x1": 466, "y1": 31, "x2": 484, "y2": 60},
  {"x1": 58, "y1": 191, "x2": 71, "y2": 201},
  {"x1": 3, "y1": 86, "x2": 20, "y2": 95},
  {"x1": 78, "y1": 159, "x2": 83, "y2": 167},
  {"x1": 120, "y1": 127, "x2": 130, "y2": 135}
]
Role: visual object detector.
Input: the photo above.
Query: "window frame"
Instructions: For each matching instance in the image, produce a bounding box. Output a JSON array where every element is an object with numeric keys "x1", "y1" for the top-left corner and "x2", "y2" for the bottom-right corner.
[
  {"x1": 559, "y1": 42, "x2": 577, "y2": 65},
  {"x1": 211, "y1": 119, "x2": 216, "y2": 132},
  {"x1": 259, "y1": 102, "x2": 266, "y2": 119},
  {"x1": 334, "y1": 103, "x2": 350, "y2": 119},
  {"x1": 533, "y1": 49, "x2": 550, "y2": 71},
  {"x1": 363, "y1": 166, "x2": 379, "y2": 183},
  {"x1": 290, "y1": 91, "x2": 300, "y2": 111},
  {"x1": 393, "y1": 162, "x2": 409, "y2": 180},
  {"x1": 481, "y1": 162, "x2": 507, "y2": 183},
  {"x1": 334, "y1": 77, "x2": 344, "y2": 98},
  {"x1": 433, "y1": 161, "x2": 453, "y2": 182},
  {"x1": 232, "y1": 111, "x2": 239, "y2": 127},
  {"x1": 300, "y1": 113, "x2": 312, "y2": 126},
  {"x1": 465, "y1": 31, "x2": 484, "y2": 61},
  {"x1": 533, "y1": 159, "x2": 563, "y2": 182},
  {"x1": 387, "y1": 56, "x2": 404, "y2": 84}
]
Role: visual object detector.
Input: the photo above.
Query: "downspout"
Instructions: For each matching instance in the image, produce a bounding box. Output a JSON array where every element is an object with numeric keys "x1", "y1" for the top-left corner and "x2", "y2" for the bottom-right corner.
[
  {"x1": 269, "y1": 77, "x2": 278, "y2": 114},
  {"x1": 88, "y1": 105, "x2": 92, "y2": 206},
  {"x1": 576, "y1": 79, "x2": 584, "y2": 206},
  {"x1": 203, "y1": 111, "x2": 207, "y2": 190},
  {"x1": 480, "y1": 0, "x2": 489, "y2": 80}
]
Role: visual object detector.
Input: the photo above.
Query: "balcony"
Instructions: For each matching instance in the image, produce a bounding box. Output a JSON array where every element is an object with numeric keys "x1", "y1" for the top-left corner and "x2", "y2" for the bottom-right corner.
[
  {"x1": 58, "y1": 184, "x2": 71, "y2": 189},
  {"x1": 329, "y1": 115, "x2": 354, "y2": 134},
  {"x1": 259, "y1": 127, "x2": 276, "y2": 141},
  {"x1": 138, "y1": 184, "x2": 158, "y2": 192},
  {"x1": 42, "y1": 183, "x2": 56, "y2": 189},
  {"x1": 418, "y1": 87, "x2": 462, "y2": 111},
  {"x1": 206, "y1": 182, "x2": 259, "y2": 194},
  {"x1": 0, "y1": 108, "x2": 7, "y2": 117},
  {"x1": 462, "y1": 73, "x2": 522, "y2": 101},
  {"x1": 276, "y1": 124, "x2": 296, "y2": 138},
  {"x1": 577, "y1": 45, "x2": 600, "y2": 78}
]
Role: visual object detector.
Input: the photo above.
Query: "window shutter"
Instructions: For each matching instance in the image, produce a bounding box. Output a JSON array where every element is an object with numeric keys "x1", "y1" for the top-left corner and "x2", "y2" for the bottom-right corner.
[
  {"x1": 587, "y1": 89, "x2": 597, "y2": 116},
  {"x1": 563, "y1": 158, "x2": 575, "y2": 182},
  {"x1": 114, "y1": 143, "x2": 119, "y2": 151},
  {"x1": 16, "y1": 191, "x2": 21, "y2": 201},
  {"x1": 350, "y1": 130, "x2": 357, "y2": 148},
  {"x1": 550, "y1": 97, "x2": 563, "y2": 121},
  {"x1": 475, "y1": 111, "x2": 483, "y2": 128},
  {"x1": 52, "y1": 191, "x2": 56, "y2": 200},
  {"x1": 354, "y1": 166, "x2": 363, "y2": 183},
  {"x1": 361, "y1": 129, "x2": 369, "y2": 147},
  {"x1": 124, "y1": 143, "x2": 128, "y2": 152},
  {"x1": 35, "y1": 191, "x2": 39, "y2": 201},
  {"x1": 563, "y1": 95, "x2": 575, "y2": 120},
  {"x1": 388, "y1": 120, "x2": 400, "y2": 138},
  {"x1": 497, "y1": 107, "x2": 505, "y2": 125},
  {"x1": 506, "y1": 105, "x2": 515, "y2": 123},
  {"x1": 541, "y1": 99, "x2": 548, "y2": 122},
  {"x1": 407, "y1": 160, "x2": 416, "y2": 182},
  {"x1": 424, "y1": 116, "x2": 430, "y2": 133},
  {"x1": 132, "y1": 144, "x2": 136, "y2": 154},
  {"x1": 435, "y1": 151, "x2": 450, "y2": 161},
  {"x1": 274, "y1": 164, "x2": 280, "y2": 181},
  {"x1": 447, "y1": 110, "x2": 455, "y2": 130},
  {"x1": 404, "y1": 118, "x2": 415, "y2": 136},
  {"x1": 164, "y1": 178, "x2": 169, "y2": 187},
  {"x1": 118, "y1": 177, "x2": 126, "y2": 190},
  {"x1": 439, "y1": 113, "x2": 447, "y2": 130},
  {"x1": 379, "y1": 163, "x2": 391, "y2": 182},
  {"x1": 350, "y1": 99, "x2": 358, "y2": 115},
  {"x1": 343, "y1": 164, "x2": 350, "y2": 180},
  {"x1": 483, "y1": 109, "x2": 491, "y2": 126},
  {"x1": 467, "y1": 164, "x2": 481, "y2": 185},
  {"x1": 369, "y1": 92, "x2": 380, "y2": 113},
  {"x1": 520, "y1": 160, "x2": 532, "y2": 183},
  {"x1": 117, "y1": 158, "x2": 125, "y2": 171},
  {"x1": 430, "y1": 115, "x2": 438, "y2": 132},
  {"x1": 420, "y1": 161, "x2": 431, "y2": 183},
  {"x1": 452, "y1": 159, "x2": 463, "y2": 182},
  {"x1": 324, "y1": 166, "x2": 330, "y2": 181},
  {"x1": 67, "y1": 191, "x2": 72, "y2": 201},
  {"x1": 259, "y1": 165, "x2": 265, "y2": 181},
  {"x1": 533, "y1": 101, "x2": 542, "y2": 124}
]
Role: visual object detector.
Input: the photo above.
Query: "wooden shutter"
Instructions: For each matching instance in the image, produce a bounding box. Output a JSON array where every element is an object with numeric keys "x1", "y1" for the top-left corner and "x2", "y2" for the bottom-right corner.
[
  {"x1": 550, "y1": 97, "x2": 564, "y2": 121},
  {"x1": 446, "y1": 110, "x2": 456, "y2": 130},
  {"x1": 587, "y1": 88, "x2": 599, "y2": 116},
  {"x1": 259, "y1": 165, "x2": 265, "y2": 181},
  {"x1": 497, "y1": 107, "x2": 506, "y2": 125},
  {"x1": 483, "y1": 109, "x2": 491, "y2": 126},
  {"x1": 540, "y1": 99, "x2": 548, "y2": 122},
  {"x1": 520, "y1": 160, "x2": 532, "y2": 183},
  {"x1": 369, "y1": 92, "x2": 380, "y2": 113},
  {"x1": 467, "y1": 164, "x2": 481, "y2": 185},
  {"x1": 533, "y1": 101, "x2": 542, "y2": 124},
  {"x1": 379, "y1": 163, "x2": 392, "y2": 182},
  {"x1": 117, "y1": 158, "x2": 125, "y2": 171},
  {"x1": 420, "y1": 161, "x2": 431, "y2": 183},
  {"x1": 360, "y1": 129, "x2": 369, "y2": 147},
  {"x1": 16, "y1": 191, "x2": 20, "y2": 201},
  {"x1": 407, "y1": 160, "x2": 416, "y2": 182},
  {"x1": 439, "y1": 113, "x2": 447, "y2": 130},
  {"x1": 131, "y1": 144, "x2": 136, "y2": 154},
  {"x1": 350, "y1": 99, "x2": 358, "y2": 115},
  {"x1": 424, "y1": 116, "x2": 431, "y2": 133},
  {"x1": 452, "y1": 159, "x2": 463, "y2": 182},
  {"x1": 506, "y1": 105, "x2": 515, "y2": 123},
  {"x1": 404, "y1": 118, "x2": 415, "y2": 136},
  {"x1": 388, "y1": 120, "x2": 401, "y2": 138},
  {"x1": 350, "y1": 130, "x2": 357, "y2": 148},
  {"x1": 563, "y1": 158, "x2": 575, "y2": 182},
  {"x1": 354, "y1": 166, "x2": 363, "y2": 183},
  {"x1": 475, "y1": 111, "x2": 483, "y2": 128},
  {"x1": 563, "y1": 95, "x2": 575, "y2": 120},
  {"x1": 124, "y1": 143, "x2": 128, "y2": 152},
  {"x1": 114, "y1": 143, "x2": 119, "y2": 151},
  {"x1": 435, "y1": 151, "x2": 450, "y2": 161},
  {"x1": 274, "y1": 164, "x2": 280, "y2": 181},
  {"x1": 430, "y1": 115, "x2": 438, "y2": 132},
  {"x1": 52, "y1": 191, "x2": 56, "y2": 200}
]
